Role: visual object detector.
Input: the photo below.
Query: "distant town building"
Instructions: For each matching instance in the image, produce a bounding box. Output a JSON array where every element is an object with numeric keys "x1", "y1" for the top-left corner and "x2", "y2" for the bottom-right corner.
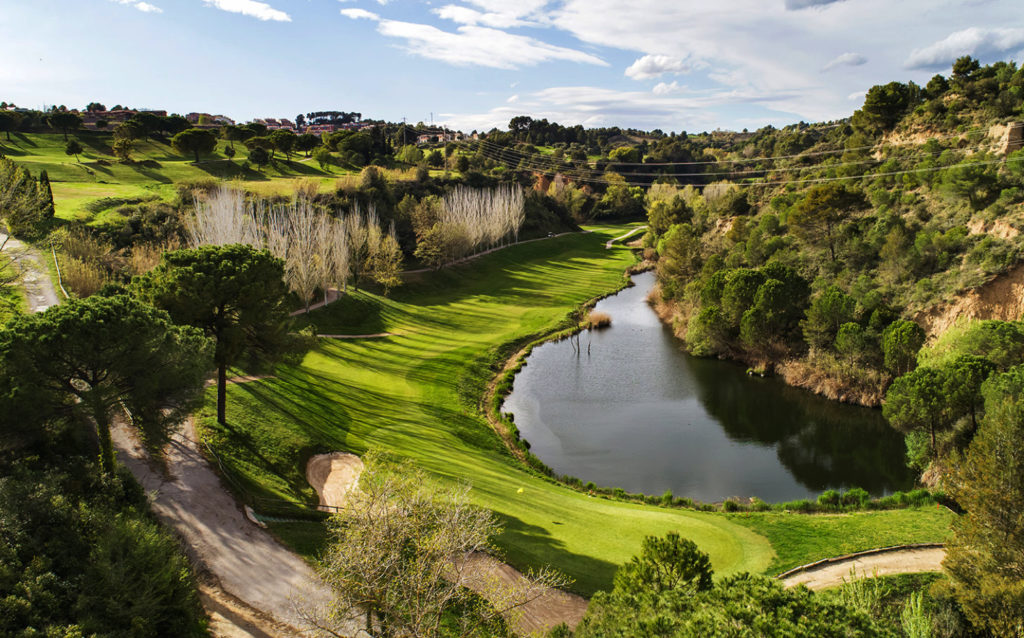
[
  {"x1": 186, "y1": 112, "x2": 236, "y2": 126},
  {"x1": 416, "y1": 130, "x2": 464, "y2": 145}
]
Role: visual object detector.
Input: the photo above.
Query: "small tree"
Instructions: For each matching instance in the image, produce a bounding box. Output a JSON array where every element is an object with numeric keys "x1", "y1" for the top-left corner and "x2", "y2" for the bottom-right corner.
[
  {"x1": 249, "y1": 146, "x2": 270, "y2": 171},
  {"x1": 171, "y1": 128, "x2": 218, "y2": 163},
  {"x1": 883, "y1": 365, "x2": 947, "y2": 457},
  {"x1": 300, "y1": 453, "x2": 566, "y2": 638},
  {"x1": 313, "y1": 146, "x2": 332, "y2": 171},
  {"x1": 372, "y1": 226, "x2": 403, "y2": 294},
  {"x1": 296, "y1": 132, "x2": 319, "y2": 157},
  {"x1": 65, "y1": 139, "x2": 83, "y2": 162},
  {"x1": 788, "y1": 183, "x2": 862, "y2": 262},
  {"x1": 882, "y1": 319, "x2": 925, "y2": 377},
  {"x1": 942, "y1": 354, "x2": 995, "y2": 435},
  {"x1": 269, "y1": 129, "x2": 297, "y2": 160},
  {"x1": 37, "y1": 170, "x2": 54, "y2": 220},
  {"x1": 802, "y1": 285, "x2": 856, "y2": 351},
  {"x1": 611, "y1": 532, "x2": 712, "y2": 598}
]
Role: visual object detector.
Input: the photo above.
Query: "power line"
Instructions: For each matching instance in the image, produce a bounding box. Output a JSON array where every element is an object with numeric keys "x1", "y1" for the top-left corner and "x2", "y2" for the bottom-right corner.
[
  {"x1": 466, "y1": 137, "x2": 995, "y2": 180},
  {"x1": 462, "y1": 139, "x2": 1022, "y2": 190}
]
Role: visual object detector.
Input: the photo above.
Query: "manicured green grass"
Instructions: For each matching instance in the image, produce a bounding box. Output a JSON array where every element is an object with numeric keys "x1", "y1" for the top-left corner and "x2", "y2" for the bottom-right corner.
[
  {"x1": 731, "y1": 507, "x2": 954, "y2": 574},
  {"x1": 198, "y1": 226, "x2": 951, "y2": 596}
]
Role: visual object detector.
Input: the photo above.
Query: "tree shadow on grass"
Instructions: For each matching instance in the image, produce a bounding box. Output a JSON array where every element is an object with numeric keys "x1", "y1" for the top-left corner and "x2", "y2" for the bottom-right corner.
[
  {"x1": 12, "y1": 132, "x2": 37, "y2": 147},
  {"x1": 492, "y1": 511, "x2": 619, "y2": 597},
  {"x1": 296, "y1": 292, "x2": 387, "y2": 335},
  {"x1": 0, "y1": 141, "x2": 28, "y2": 156},
  {"x1": 79, "y1": 135, "x2": 112, "y2": 156},
  {"x1": 127, "y1": 162, "x2": 173, "y2": 184},
  {"x1": 269, "y1": 159, "x2": 329, "y2": 177},
  {"x1": 194, "y1": 160, "x2": 270, "y2": 182}
]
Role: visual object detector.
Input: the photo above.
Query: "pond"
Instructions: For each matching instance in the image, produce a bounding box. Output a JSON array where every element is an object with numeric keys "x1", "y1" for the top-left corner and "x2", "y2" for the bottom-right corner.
[{"x1": 502, "y1": 271, "x2": 915, "y2": 503}]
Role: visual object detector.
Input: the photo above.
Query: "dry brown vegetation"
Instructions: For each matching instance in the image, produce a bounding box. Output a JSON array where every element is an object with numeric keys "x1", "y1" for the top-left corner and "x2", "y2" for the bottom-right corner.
[{"x1": 587, "y1": 311, "x2": 612, "y2": 329}]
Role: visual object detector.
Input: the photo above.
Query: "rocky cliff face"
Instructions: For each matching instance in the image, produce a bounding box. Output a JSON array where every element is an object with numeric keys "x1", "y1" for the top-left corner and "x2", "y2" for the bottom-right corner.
[{"x1": 917, "y1": 262, "x2": 1024, "y2": 338}]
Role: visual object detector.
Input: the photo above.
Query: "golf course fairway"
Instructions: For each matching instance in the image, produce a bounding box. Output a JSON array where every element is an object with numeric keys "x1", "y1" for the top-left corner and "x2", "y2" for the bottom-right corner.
[{"x1": 198, "y1": 225, "x2": 951, "y2": 595}]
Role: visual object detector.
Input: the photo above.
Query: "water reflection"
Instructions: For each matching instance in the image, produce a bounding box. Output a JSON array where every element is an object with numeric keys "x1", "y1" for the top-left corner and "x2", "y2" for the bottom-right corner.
[{"x1": 503, "y1": 271, "x2": 914, "y2": 503}]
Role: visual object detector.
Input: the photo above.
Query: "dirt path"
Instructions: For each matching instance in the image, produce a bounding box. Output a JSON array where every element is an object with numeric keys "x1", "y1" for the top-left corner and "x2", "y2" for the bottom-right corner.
[
  {"x1": 111, "y1": 417, "x2": 341, "y2": 636},
  {"x1": 2, "y1": 233, "x2": 60, "y2": 312},
  {"x1": 779, "y1": 546, "x2": 946, "y2": 590},
  {"x1": 305, "y1": 452, "x2": 589, "y2": 636},
  {"x1": 605, "y1": 226, "x2": 647, "y2": 249}
]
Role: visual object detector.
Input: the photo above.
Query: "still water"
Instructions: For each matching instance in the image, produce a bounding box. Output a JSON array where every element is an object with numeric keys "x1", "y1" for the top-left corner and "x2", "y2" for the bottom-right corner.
[{"x1": 503, "y1": 271, "x2": 915, "y2": 503}]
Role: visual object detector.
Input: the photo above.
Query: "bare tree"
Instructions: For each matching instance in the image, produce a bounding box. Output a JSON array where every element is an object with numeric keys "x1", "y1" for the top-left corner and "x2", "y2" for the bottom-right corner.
[
  {"x1": 279, "y1": 197, "x2": 321, "y2": 311},
  {"x1": 343, "y1": 211, "x2": 367, "y2": 291},
  {"x1": 434, "y1": 185, "x2": 526, "y2": 264},
  {"x1": 371, "y1": 222, "x2": 403, "y2": 295},
  {"x1": 297, "y1": 453, "x2": 567, "y2": 638},
  {"x1": 328, "y1": 217, "x2": 350, "y2": 294},
  {"x1": 186, "y1": 186, "x2": 261, "y2": 248},
  {"x1": 187, "y1": 187, "x2": 401, "y2": 306}
]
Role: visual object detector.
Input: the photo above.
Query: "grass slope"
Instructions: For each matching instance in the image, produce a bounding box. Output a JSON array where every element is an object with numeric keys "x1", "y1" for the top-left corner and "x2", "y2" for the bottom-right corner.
[
  {"x1": 732, "y1": 508, "x2": 953, "y2": 574},
  {"x1": 0, "y1": 131, "x2": 345, "y2": 224},
  {"x1": 198, "y1": 227, "x2": 951, "y2": 595}
]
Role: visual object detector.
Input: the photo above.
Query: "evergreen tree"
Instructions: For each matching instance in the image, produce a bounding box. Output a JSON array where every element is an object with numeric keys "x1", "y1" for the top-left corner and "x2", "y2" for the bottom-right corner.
[
  {"x1": 37, "y1": 169, "x2": 54, "y2": 219},
  {"x1": 0, "y1": 295, "x2": 212, "y2": 473},
  {"x1": 945, "y1": 365, "x2": 1024, "y2": 637},
  {"x1": 134, "y1": 244, "x2": 296, "y2": 424}
]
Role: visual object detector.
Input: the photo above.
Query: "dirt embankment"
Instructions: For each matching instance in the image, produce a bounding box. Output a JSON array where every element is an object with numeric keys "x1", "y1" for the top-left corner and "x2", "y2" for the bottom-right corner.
[
  {"x1": 775, "y1": 360, "x2": 885, "y2": 406},
  {"x1": 916, "y1": 262, "x2": 1024, "y2": 338}
]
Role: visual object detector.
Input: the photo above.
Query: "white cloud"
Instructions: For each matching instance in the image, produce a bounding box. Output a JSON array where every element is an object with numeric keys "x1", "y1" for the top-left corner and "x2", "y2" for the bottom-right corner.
[
  {"x1": 507, "y1": 94, "x2": 520, "y2": 103},
  {"x1": 110, "y1": 0, "x2": 162, "y2": 13},
  {"x1": 822, "y1": 52, "x2": 867, "y2": 71},
  {"x1": 433, "y1": 5, "x2": 526, "y2": 28},
  {"x1": 201, "y1": 0, "x2": 290, "y2": 22},
  {"x1": 847, "y1": 90, "x2": 866, "y2": 101},
  {"x1": 625, "y1": 54, "x2": 700, "y2": 80},
  {"x1": 341, "y1": 8, "x2": 380, "y2": 20},
  {"x1": 652, "y1": 81, "x2": 685, "y2": 95},
  {"x1": 543, "y1": 0, "x2": 944, "y2": 123},
  {"x1": 906, "y1": 27, "x2": 1024, "y2": 69},
  {"x1": 437, "y1": 83, "x2": 805, "y2": 132},
  {"x1": 433, "y1": 1, "x2": 548, "y2": 29},
  {"x1": 364, "y1": 19, "x2": 606, "y2": 69}
]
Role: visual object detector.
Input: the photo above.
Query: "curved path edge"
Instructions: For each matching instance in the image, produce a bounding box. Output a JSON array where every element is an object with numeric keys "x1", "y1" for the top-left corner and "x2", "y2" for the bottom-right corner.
[
  {"x1": 778, "y1": 543, "x2": 946, "y2": 591},
  {"x1": 111, "y1": 416, "x2": 336, "y2": 636},
  {"x1": 605, "y1": 225, "x2": 647, "y2": 249}
]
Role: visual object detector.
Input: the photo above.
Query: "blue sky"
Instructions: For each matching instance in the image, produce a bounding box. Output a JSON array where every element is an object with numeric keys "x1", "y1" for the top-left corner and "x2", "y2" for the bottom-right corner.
[{"x1": 1, "y1": 0, "x2": 1022, "y2": 133}]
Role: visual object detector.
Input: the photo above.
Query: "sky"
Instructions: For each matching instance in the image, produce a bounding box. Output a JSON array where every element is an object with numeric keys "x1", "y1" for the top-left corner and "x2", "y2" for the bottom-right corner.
[{"x1": 1, "y1": 0, "x2": 1022, "y2": 134}]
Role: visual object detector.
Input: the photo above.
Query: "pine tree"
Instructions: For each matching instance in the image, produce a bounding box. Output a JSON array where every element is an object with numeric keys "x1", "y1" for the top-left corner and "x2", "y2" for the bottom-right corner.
[
  {"x1": 944, "y1": 365, "x2": 1024, "y2": 637},
  {"x1": 38, "y1": 170, "x2": 54, "y2": 219}
]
